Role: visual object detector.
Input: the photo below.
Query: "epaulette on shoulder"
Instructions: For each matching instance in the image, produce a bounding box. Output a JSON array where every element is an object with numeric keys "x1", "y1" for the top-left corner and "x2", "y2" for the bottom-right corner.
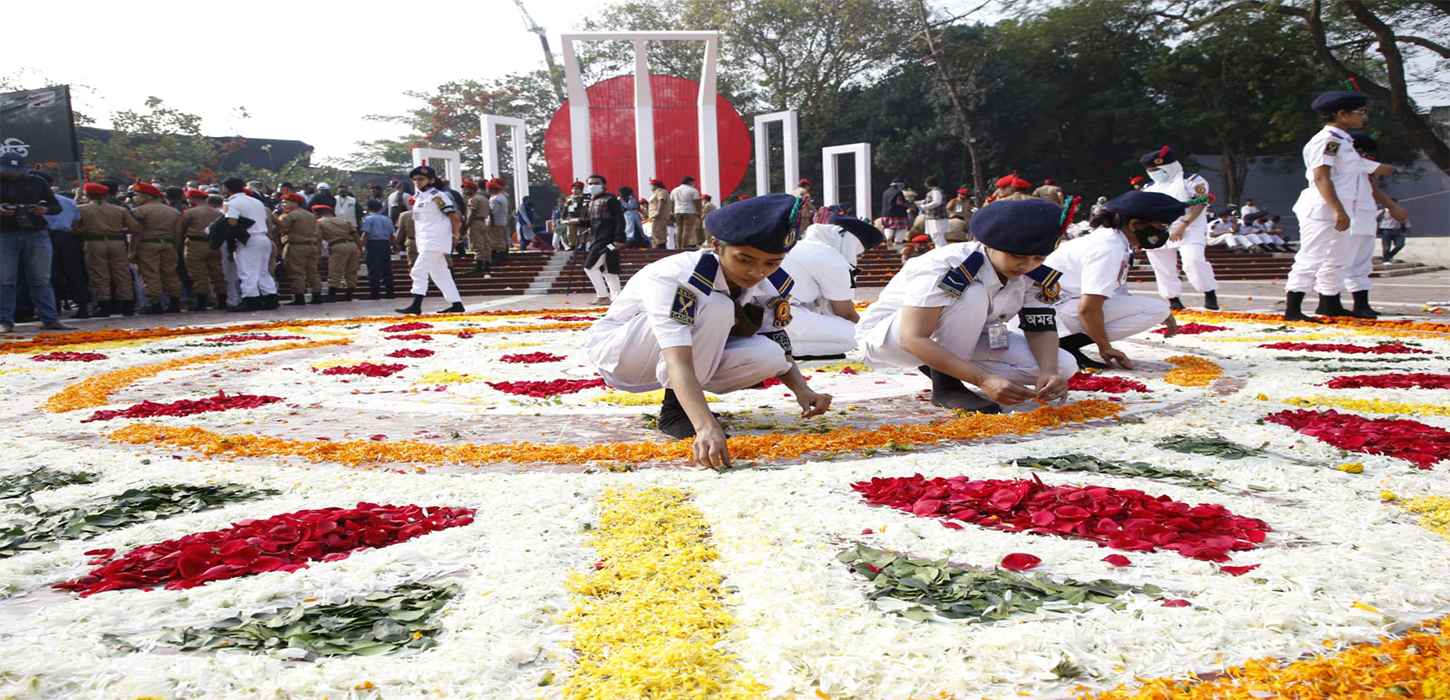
[
  {"x1": 1027, "y1": 265, "x2": 1063, "y2": 304},
  {"x1": 767, "y1": 267, "x2": 794, "y2": 298},
  {"x1": 685, "y1": 253, "x2": 719, "y2": 296},
  {"x1": 937, "y1": 250, "x2": 985, "y2": 299}
]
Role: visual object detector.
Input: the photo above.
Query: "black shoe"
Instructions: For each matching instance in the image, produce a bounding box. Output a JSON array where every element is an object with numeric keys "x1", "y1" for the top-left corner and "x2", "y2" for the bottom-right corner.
[
  {"x1": 71, "y1": 302, "x2": 92, "y2": 319},
  {"x1": 259, "y1": 294, "x2": 280, "y2": 310},
  {"x1": 213, "y1": 299, "x2": 230, "y2": 310},
  {"x1": 119, "y1": 300, "x2": 136, "y2": 316},
  {"x1": 165, "y1": 299, "x2": 180, "y2": 313},
  {"x1": 343, "y1": 289, "x2": 355, "y2": 302},
  {"x1": 310, "y1": 292, "x2": 325, "y2": 304},
  {"x1": 793, "y1": 353, "x2": 848, "y2": 362},
  {"x1": 1350, "y1": 290, "x2": 1380, "y2": 319},
  {"x1": 228, "y1": 297, "x2": 259, "y2": 312},
  {"x1": 436, "y1": 302, "x2": 466, "y2": 314},
  {"x1": 927, "y1": 368, "x2": 1001, "y2": 414},
  {"x1": 1168, "y1": 297, "x2": 1185, "y2": 311},
  {"x1": 395, "y1": 294, "x2": 424, "y2": 315},
  {"x1": 368, "y1": 290, "x2": 381, "y2": 300},
  {"x1": 287, "y1": 293, "x2": 308, "y2": 306},
  {"x1": 469, "y1": 262, "x2": 485, "y2": 274},
  {"x1": 1315, "y1": 293, "x2": 1351, "y2": 317},
  {"x1": 385, "y1": 288, "x2": 396, "y2": 300},
  {"x1": 658, "y1": 389, "x2": 698, "y2": 439},
  {"x1": 92, "y1": 301, "x2": 112, "y2": 318},
  {"x1": 1203, "y1": 291, "x2": 1219, "y2": 311},
  {"x1": 137, "y1": 302, "x2": 165, "y2": 315},
  {"x1": 1059, "y1": 333, "x2": 1109, "y2": 370},
  {"x1": 1284, "y1": 291, "x2": 1322, "y2": 323},
  {"x1": 190, "y1": 296, "x2": 208, "y2": 312}
]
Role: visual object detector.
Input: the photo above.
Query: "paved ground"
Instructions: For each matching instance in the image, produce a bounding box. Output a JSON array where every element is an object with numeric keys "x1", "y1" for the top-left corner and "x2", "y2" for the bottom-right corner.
[{"x1": 3, "y1": 269, "x2": 1447, "y2": 339}]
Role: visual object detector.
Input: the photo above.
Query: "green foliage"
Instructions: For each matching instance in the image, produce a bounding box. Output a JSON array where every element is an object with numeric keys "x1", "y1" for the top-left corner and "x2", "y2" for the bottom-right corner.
[
  {"x1": 1154, "y1": 434, "x2": 1267, "y2": 460},
  {"x1": 0, "y1": 469, "x2": 99, "y2": 502},
  {"x1": 0, "y1": 483, "x2": 277, "y2": 558},
  {"x1": 80, "y1": 97, "x2": 221, "y2": 183},
  {"x1": 145, "y1": 582, "x2": 459, "y2": 660},
  {"x1": 838, "y1": 544, "x2": 1162, "y2": 623},
  {"x1": 1007, "y1": 454, "x2": 1229, "y2": 491}
]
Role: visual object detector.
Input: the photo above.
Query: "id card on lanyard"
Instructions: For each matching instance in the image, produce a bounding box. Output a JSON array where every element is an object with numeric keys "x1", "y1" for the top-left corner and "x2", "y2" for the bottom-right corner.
[{"x1": 987, "y1": 318, "x2": 1010, "y2": 349}]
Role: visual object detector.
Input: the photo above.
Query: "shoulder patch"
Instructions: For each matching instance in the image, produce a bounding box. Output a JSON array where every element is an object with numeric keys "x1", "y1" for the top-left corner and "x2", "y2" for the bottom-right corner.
[
  {"x1": 1194, "y1": 183, "x2": 1208, "y2": 196},
  {"x1": 686, "y1": 253, "x2": 719, "y2": 295},
  {"x1": 670, "y1": 286, "x2": 699, "y2": 326},
  {"x1": 767, "y1": 267, "x2": 794, "y2": 298},
  {"x1": 770, "y1": 296, "x2": 792, "y2": 328},
  {"x1": 937, "y1": 250, "x2": 984, "y2": 299},
  {"x1": 1026, "y1": 265, "x2": 1062, "y2": 304},
  {"x1": 432, "y1": 197, "x2": 446, "y2": 207},
  {"x1": 1325, "y1": 141, "x2": 1340, "y2": 156}
]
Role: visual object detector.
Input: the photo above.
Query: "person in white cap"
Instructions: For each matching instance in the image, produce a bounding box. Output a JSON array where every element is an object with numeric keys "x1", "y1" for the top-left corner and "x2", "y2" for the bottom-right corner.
[{"x1": 781, "y1": 208, "x2": 884, "y2": 359}]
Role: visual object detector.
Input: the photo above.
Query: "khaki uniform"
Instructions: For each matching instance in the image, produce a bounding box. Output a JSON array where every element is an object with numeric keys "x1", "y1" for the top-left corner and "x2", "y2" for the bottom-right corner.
[
  {"x1": 1033, "y1": 185, "x2": 1065, "y2": 206},
  {"x1": 318, "y1": 216, "x2": 360, "y2": 291},
  {"x1": 646, "y1": 188, "x2": 672, "y2": 247},
  {"x1": 397, "y1": 211, "x2": 418, "y2": 264},
  {"x1": 699, "y1": 201, "x2": 718, "y2": 240},
  {"x1": 945, "y1": 196, "x2": 973, "y2": 242},
  {"x1": 77, "y1": 201, "x2": 140, "y2": 302},
  {"x1": 276, "y1": 208, "x2": 322, "y2": 295},
  {"x1": 564, "y1": 194, "x2": 590, "y2": 248},
  {"x1": 175, "y1": 205, "x2": 225, "y2": 301},
  {"x1": 792, "y1": 186, "x2": 817, "y2": 235},
  {"x1": 486, "y1": 192, "x2": 511, "y2": 255},
  {"x1": 466, "y1": 193, "x2": 489, "y2": 262},
  {"x1": 130, "y1": 201, "x2": 182, "y2": 305}
]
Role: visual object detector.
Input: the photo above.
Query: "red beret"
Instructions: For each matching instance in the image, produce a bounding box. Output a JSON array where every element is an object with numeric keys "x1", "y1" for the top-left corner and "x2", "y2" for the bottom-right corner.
[
  {"x1": 702, "y1": 194, "x2": 712, "y2": 200},
  {"x1": 83, "y1": 183, "x2": 110, "y2": 195},
  {"x1": 311, "y1": 204, "x2": 333, "y2": 212},
  {"x1": 1044, "y1": 179, "x2": 1057, "y2": 185},
  {"x1": 1011, "y1": 176, "x2": 1032, "y2": 189},
  {"x1": 798, "y1": 179, "x2": 812, "y2": 187},
  {"x1": 133, "y1": 182, "x2": 163, "y2": 198},
  {"x1": 649, "y1": 178, "x2": 664, "y2": 185},
  {"x1": 1130, "y1": 176, "x2": 1148, "y2": 184},
  {"x1": 956, "y1": 188, "x2": 970, "y2": 195},
  {"x1": 185, "y1": 189, "x2": 208, "y2": 199},
  {"x1": 487, "y1": 180, "x2": 504, "y2": 190},
  {"x1": 571, "y1": 181, "x2": 584, "y2": 188},
  {"x1": 461, "y1": 180, "x2": 479, "y2": 189},
  {"x1": 911, "y1": 234, "x2": 931, "y2": 244},
  {"x1": 282, "y1": 192, "x2": 306, "y2": 204}
]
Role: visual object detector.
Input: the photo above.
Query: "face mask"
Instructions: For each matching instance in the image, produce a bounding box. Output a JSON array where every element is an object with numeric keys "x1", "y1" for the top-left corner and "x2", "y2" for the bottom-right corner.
[
  {"x1": 587, "y1": 185, "x2": 604, "y2": 195},
  {"x1": 1136, "y1": 225, "x2": 1170, "y2": 249}
]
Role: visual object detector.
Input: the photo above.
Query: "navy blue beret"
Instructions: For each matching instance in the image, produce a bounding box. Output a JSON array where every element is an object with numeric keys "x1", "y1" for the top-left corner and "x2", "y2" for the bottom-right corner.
[
  {"x1": 970, "y1": 198, "x2": 1063, "y2": 256},
  {"x1": 1348, "y1": 130, "x2": 1378, "y2": 152},
  {"x1": 1242, "y1": 210, "x2": 1269, "y2": 222},
  {"x1": 1104, "y1": 190, "x2": 1184, "y2": 224},
  {"x1": 408, "y1": 165, "x2": 437, "y2": 179},
  {"x1": 830, "y1": 213, "x2": 884, "y2": 251},
  {"x1": 1312, "y1": 91, "x2": 1368, "y2": 113},
  {"x1": 1139, "y1": 146, "x2": 1178, "y2": 168},
  {"x1": 704, "y1": 193, "x2": 805, "y2": 254}
]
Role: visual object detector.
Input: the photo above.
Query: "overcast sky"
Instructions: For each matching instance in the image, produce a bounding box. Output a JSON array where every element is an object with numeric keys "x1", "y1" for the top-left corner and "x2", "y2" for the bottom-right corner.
[{"x1": 9, "y1": 0, "x2": 1445, "y2": 166}]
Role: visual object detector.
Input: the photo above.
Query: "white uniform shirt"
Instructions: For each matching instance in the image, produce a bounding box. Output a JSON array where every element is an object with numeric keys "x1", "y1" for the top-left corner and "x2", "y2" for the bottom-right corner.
[
  {"x1": 488, "y1": 193, "x2": 510, "y2": 226},
  {"x1": 334, "y1": 195, "x2": 357, "y2": 222},
  {"x1": 781, "y1": 240, "x2": 853, "y2": 313},
  {"x1": 1293, "y1": 125, "x2": 1373, "y2": 221},
  {"x1": 1042, "y1": 227, "x2": 1134, "y2": 305},
  {"x1": 1145, "y1": 172, "x2": 1211, "y2": 242},
  {"x1": 669, "y1": 184, "x2": 700, "y2": 214},
  {"x1": 858, "y1": 241, "x2": 1029, "y2": 338},
  {"x1": 593, "y1": 250, "x2": 791, "y2": 350},
  {"x1": 411, "y1": 186, "x2": 457, "y2": 253},
  {"x1": 222, "y1": 193, "x2": 269, "y2": 234}
]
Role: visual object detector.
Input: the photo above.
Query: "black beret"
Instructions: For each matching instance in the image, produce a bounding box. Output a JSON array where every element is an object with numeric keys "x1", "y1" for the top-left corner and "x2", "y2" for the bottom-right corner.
[
  {"x1": 1311, "y1": 91, "x2": 1368, "y2": 113},
  {"x1": 970, "y1": 199, "x2": 1063, "y2": 256},
  {"x1": 1104, "y1": 191, "x2": 1184, "y2": 224},
  {"x1": 704, "y1": 193, "x2": 805, "y2": 254},
  {"x1": 1139, "y1": 146, "x2": 1178, "y2": 168},
  {"x1": 1348, "y1": 130, "x2": 1378, "y2": 152},
  {"x1": 830, "y1": 213, "x2": 884, "y2": 251}
]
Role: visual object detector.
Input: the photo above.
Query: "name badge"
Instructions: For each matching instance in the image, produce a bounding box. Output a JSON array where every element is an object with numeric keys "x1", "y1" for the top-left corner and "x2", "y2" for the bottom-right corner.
[{"x1": 987, "y1": 319, "x2": 1010, "y2": 350}]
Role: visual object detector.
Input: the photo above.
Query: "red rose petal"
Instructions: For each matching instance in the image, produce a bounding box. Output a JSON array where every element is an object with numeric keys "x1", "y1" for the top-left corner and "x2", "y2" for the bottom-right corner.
[
  {"x1": 1000, "y1": 553, "x2": 1042, "y2": 571},
  {"x1": 1220, "y1": 564, "x2": 1261, "y2": 576},
  {"x1": 1103, "y1": 554, "x2": 1132, "y2": 567},
  {"x1": 1162, "y1": 599, "x2": 1192, "y2": 607}
]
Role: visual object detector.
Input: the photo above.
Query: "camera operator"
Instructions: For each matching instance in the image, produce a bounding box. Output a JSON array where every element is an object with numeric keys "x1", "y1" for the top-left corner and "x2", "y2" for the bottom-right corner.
[{"x1": 1, "y1": 153, "x2": 74, "y2": 333}]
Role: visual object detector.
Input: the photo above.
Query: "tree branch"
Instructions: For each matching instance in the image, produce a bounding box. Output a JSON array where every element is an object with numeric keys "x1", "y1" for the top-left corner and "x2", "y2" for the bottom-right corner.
[{"x1": 1398, "y1": 34, "x2": 1450, "y2": 59}]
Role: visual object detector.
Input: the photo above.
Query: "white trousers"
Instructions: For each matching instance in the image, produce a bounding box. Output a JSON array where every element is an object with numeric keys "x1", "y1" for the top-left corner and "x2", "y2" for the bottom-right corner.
[
  {"x1": 924, "y1": 219, "x2": 950, "y2": 248},
  {"x1": 235, "y1": 235, "x2": 277, "y2": 297},
  {"x1": 1057, "y1": 293, "x2": 1168, "y2": 342},
  {"x1": 1146, "y1": 243, "x2": 1216, "y2": 299},
  {"x1": 885, "y1": 228, "x2": 907, "y2": 245},
  {"x1": 221, "y1": 249, "x2": 242, "y2": 305},
  {"x1": 858, "y1": 284, "x2": 1077, "y2": 386},
  {"x1": 587, "y1": 292, "x2": 791, "y2": 394},
  {"x1": 1320, "y1": 233, "x2": 1376, "y2": 294},
  {"x1": 584, "y1": 255, "x2": 622, "y2": 299},
  {"x1": 409, "y1": 251, "x2": 461, "y2": 302},
  {"x1": 1285, "y1": 216, "x2": 1344, "y2": 294},
  {"x1": 786, "y1": 305, "x2": 857, "y2": 356}
]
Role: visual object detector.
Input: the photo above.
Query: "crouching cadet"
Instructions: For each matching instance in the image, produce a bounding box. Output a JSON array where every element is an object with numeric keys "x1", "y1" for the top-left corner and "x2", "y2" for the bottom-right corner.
[
  {"x1": 1047, "y1": 191, "x2": 1181, "y2": 370},
  {"x1": 856, "y1": 199, "x2": 1076, "y2": 414},
  {"x1": 586, "y1": 194, "x2": 833, "y2": 469},
  {"x1": 780, "y1": 210, "x2": 885, "y2": 359}
]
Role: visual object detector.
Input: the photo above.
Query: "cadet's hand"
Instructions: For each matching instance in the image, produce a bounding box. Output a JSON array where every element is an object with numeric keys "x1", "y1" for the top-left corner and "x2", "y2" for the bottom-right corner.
[
  {"x1": 1169, "y1": 224, "x2": 1186, "y2": 242},
  {"x1": 796, "y1": 390, "x2": 832, "y2": 419},
  {"x1": 1161, "y1": 314, "x2": 1179, "y2": 338},
  {"x1": 1098, "y1": 344, "x2": 1134, "y2": 370},
  {"x1": 1389, "y1": 204, "x2": 1410, "y2": 223},
  {"x1": 1035, "y1": 374, "x2": 1069, "y2": 403},
  {"x1": 692, "y1": 424, "x2": 732, "y2": 471},
  {"x1": 1333, "y1": 209, "x2": 1351, "y2": 231},
  {"x1": 979, "y1": 374, "x2": 1035, "y2": 405}
]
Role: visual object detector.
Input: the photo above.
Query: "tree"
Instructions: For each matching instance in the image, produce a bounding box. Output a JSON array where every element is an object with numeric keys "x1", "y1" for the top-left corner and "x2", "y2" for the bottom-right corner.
[
  {"x1": 1167, "y1": 0, "x2": 1450, "y2": 176},
  {"x1": 80, "y1": 97, "x2": 225, "y2": 183},
  {"x1": 911, "y1": 0, "x2": 991, "y2": 202}
]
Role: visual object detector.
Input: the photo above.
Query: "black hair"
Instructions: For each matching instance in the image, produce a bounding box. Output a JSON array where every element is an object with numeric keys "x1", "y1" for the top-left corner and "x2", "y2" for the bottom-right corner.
[
  {"x1": 588, "y1": 173, "x2": 607, "y2": 184},
  {"x1": 925, "y1": 176, "x2": 940, "y2": 187},
  {"x1": 618, "y1": 186, "x2": 634, "y2": 197},
  {"x1": 165, "y1": 186, "x2": 184, "y2": 201},
  {"x1": 366, "y1": 200, "x2": 382, "y2": 211},
  {"x1": 1088, "y1": 209, "x2": 1135, "y2": 231},
  {"x1": 223, "y1": 177, "x2": 246, "y2": 194},
  {"x1": 682, "y1": 176, "x2": 694, "y2": 183}
]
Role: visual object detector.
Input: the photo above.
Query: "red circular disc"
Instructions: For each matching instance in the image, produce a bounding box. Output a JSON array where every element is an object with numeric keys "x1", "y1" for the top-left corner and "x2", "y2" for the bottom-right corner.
[{"x1": 543, "y1": 74, "x2": 751, "y2": 198}]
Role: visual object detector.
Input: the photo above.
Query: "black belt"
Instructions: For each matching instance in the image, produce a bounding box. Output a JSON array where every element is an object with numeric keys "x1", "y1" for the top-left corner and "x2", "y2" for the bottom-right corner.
[
  {"x1": 81, "y1": 235, "x2": 127, "y2": 242},
  {"x1": 186, "y1": 235, "x2": 211, "y2": 242},
  {"x1": 285, "y1": 241, "x2": 318, "y2": 246},
  {"x1": 139, "y1": 237, "x2": 173, "y2": 244},
  {"x1": 327, "y1": 239, "x2": 356, "y2": 246}
]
